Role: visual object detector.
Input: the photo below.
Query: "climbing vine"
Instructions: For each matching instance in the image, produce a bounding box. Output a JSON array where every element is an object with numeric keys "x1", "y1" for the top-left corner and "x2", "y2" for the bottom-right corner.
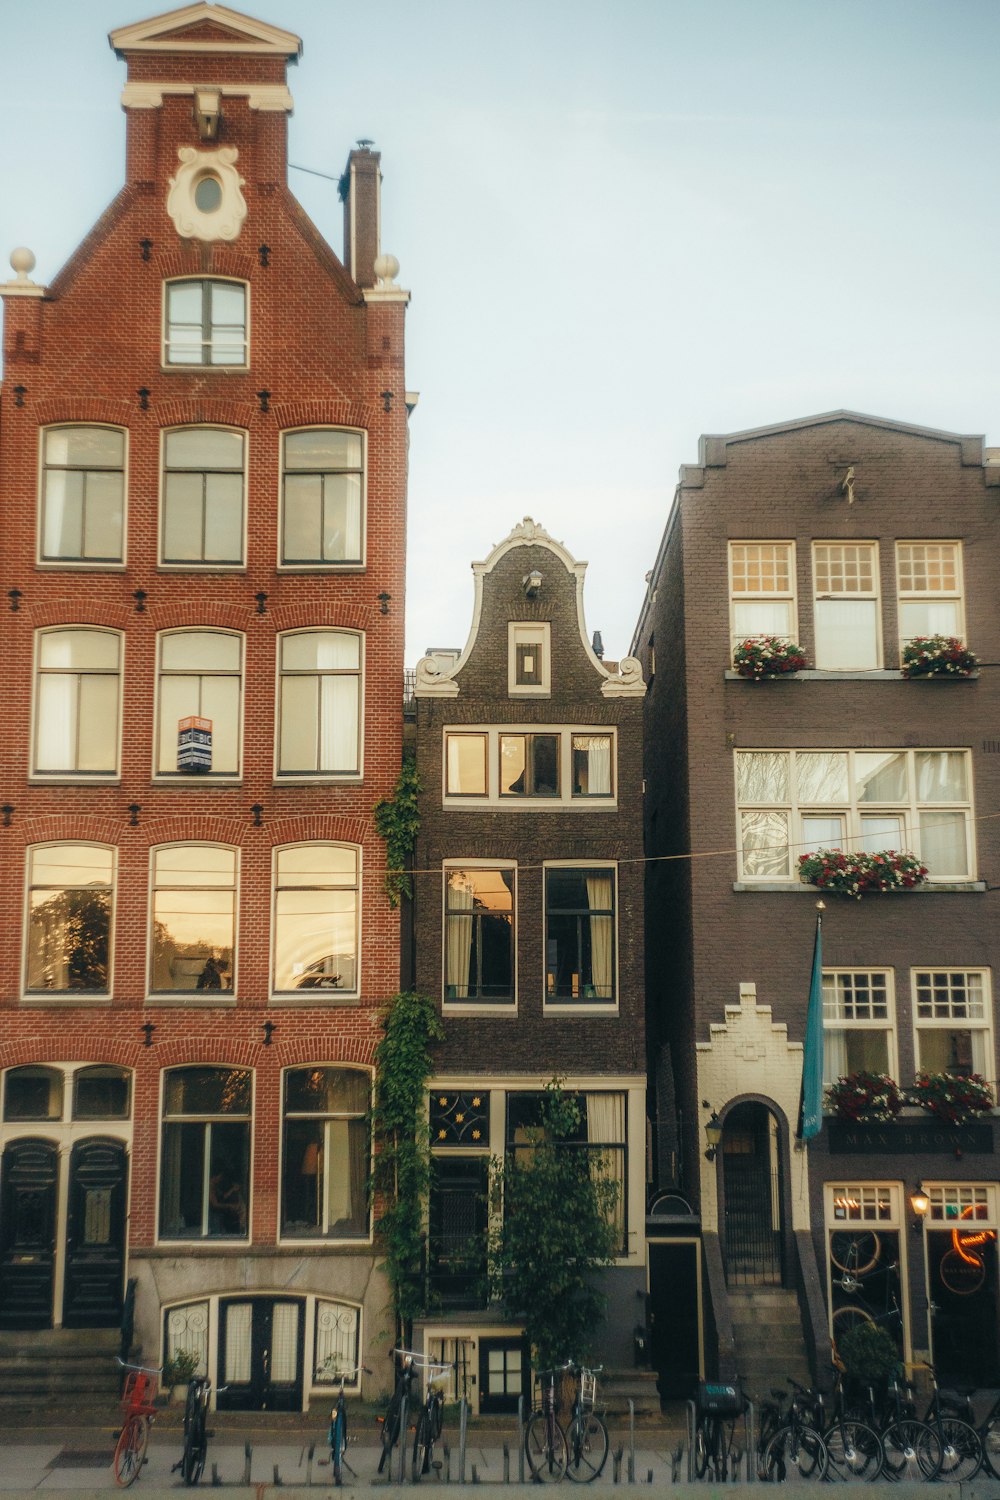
[
  {"x1": 370, "y1": 991, "x2": 443, "y2": 1334},
  {"x1": 373, "y1": 750, "x2": 421, "y2": 906}
]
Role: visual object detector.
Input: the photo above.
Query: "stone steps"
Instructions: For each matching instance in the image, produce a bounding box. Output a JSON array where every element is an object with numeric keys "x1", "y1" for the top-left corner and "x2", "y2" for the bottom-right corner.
[{"x1": 0, "y1": 1328, "x2": 123, "y2": 1407}]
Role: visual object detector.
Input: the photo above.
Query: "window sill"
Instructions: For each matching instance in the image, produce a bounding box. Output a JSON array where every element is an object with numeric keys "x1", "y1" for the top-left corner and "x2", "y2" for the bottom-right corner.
[
  {"x1": 35, "y1": 560, "x2": 128, "y2": 571},
  {"x1": 21, "y1": 994, "x2": 111, "y2": 1006},
  {"x1": 29, "y1": 774, "x2": 121, "y2": 784},
  {"x1": 443, "y1": 1001, "x2": 517, "y2": 1015},
  {"x1": 443, "y1": 798, "x2": 618, "y2": 812},
  {"x1": 544, "y1": 1001, "x2": 619, "y2": 1013},
  {"x1": 153, "y1": 775, "x2": 242, "y2": 786},
  {"x1": 724, "y1": 669, "x2": 979, "y2": 683},
  {"x1": 269, "y1": 992, "x2": 361, "y2": 1007},
  {"x1": 734, "y1": 880, "x2": 987, "y2": 893},
  {"x1": 145, "y1": 994, "x2": 237, "y2": 1007},
  {"x1": 158, "y1": 562, "x2": 247, "y2": 572},
  {"x1": 277, "y1": 562, "x2": 367, "y2": 573}
]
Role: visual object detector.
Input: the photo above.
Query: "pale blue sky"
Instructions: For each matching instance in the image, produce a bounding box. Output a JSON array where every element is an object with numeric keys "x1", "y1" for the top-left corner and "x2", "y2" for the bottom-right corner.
[{"x1": 2, "y1": 0, "x2": 999, "y2": 661}]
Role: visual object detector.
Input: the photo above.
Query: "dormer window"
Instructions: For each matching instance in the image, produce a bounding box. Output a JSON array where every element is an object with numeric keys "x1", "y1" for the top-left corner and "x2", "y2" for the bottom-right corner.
[
  {"x1": 164, "y1": 279, "x2": 247, "y2": 367},
  {"x1": 508, "y1": 623, "x2": 550, "y2": 696}
]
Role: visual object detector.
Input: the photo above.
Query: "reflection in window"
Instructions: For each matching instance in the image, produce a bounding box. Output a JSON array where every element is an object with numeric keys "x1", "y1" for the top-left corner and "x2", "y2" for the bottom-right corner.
[
  {"x1": 545, "y1": 867, "x2": 615, "y2": 1002},
  {"x1": 278, "y1": 632, "x2": 361, "y2": 775},
  {"x1": 156, "y1": 630, "x2": 242, "y2": 776},
  {"x1": 273, "y1": 845, "x2": 359, "y2": 995},
  {"x1": 282, "y1": 1068, "x2": 370, "y2": 1238},
  {"x1": 73, "y1": 1065, "x2": 131, "y2": 1119},
  {"x1": 34, "y1": 629, "x2": 120, "y2": 775},
  {"x1": 446, "y1": 734, "x2": 487, "y2": 796},
  {"x1": 822, "y1": 972, "x2": 892, "y2": 1085},
  {"x1": 282, "y1": 430, "x2": 363, "y2": 564},
  {"x1": 41, "y1": 427, "x2": 125, "y2": 563},
  {"x1": 500, "y1": 734, "x2": 559, "y2": 796},
  {"x1": 4, "y1": 1065, "x2": 64, "y2": 1121},
  {"x1": 160, "y1": 1067, "x2": 250, "y2": 1240},
  {"x1": 150, "y1": 846, "x2": 236, "y2": 994},
  {"x1": 162, "y1": 428, "x2": 244, "y2": 565},
  {"x1": 507, "y1": 1090, "x2": 626, "y2": 1243},
  {"x1": 26, "y1": 844, "x2": 113, "y2": 994},
  {"x1": 165, "y1": 280, "x2": 247, "y2": 366},
  {"x1": 444, "y1": 869, "x2": 514, "y2": 1003},
  {"x1": 572, "y1": 734, "x2": 612, "y2": 796}
]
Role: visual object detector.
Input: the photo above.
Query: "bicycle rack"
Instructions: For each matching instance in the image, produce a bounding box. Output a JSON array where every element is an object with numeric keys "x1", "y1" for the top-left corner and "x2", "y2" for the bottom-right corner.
[
  {"x1": 627, "y1": 1399, "x2": 636, "y2": 1482},
  {"x1": 686, "y1": 1396, "x2": 757, "y2": 1483},
  {"x1": 517, "y1": 1394, "x2": 525, "y2": 1484},
  {"x1": 459, "y1": 1395, "x2": 468, "y2": 1483},
  {"x1": 242, "y1": 1441, "x2": 252, "y2": 1485}
]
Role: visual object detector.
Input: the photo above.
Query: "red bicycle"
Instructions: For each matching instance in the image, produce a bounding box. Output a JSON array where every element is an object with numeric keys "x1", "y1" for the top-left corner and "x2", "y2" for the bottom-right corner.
[{"x1": 113, "y1": 1359, "x2": 161, "y2": 1487}]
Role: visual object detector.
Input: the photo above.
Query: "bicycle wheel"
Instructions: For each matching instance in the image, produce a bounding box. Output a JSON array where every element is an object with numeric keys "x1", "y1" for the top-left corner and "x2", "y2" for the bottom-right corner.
[
  {"x1": 431, "y1": 1392, "x2": 444, "y2": 1441},
  {"x1": 566, "y1": 1412, "x2": 609, "y2": 1482},
  {"x1": 113, "y1": 1415, "x2": 148, "y2": 1488},
  {"x1": 881, "y1": 1419, "x2": 943, "y2": 1481},
  {"x1": 331, "y1": 1409, "x2": 345, "y2": 1486},
  {"x1": 983, "y1": 1418, "x2": 1000, "y2": 1479},
  {"x1": 412, "y1": 1409, "x2": 431, "y2": 1482},
  {"x1": 181, "y1": 1413, "x2": 206, "y2": 1485},
  {"x1": 830, "y1": 1231, "x2": 880, "y2": 1277},
  {"x1": 936, "y1": 1416, "x2": 982, "y2": 1482},
  {"x1": 377, "y1": 1392, "x2": 401, "y2": 1474},
  {"x1": 525, "y1": 1411, "x2": 568, "y2": 1483},
  {"x1": 824, "y1": 1419, "x2": 883, "y2": 1482},
  {"x1": 694, "y1": 1416, "x2": 711, "y2": 1478},
  {"x1": 762, "y1": 1423, "x2": 828, "y2": 1482},
  {"x1": 712, "y1": 1416, "x2": 730, "y2": 1482}
]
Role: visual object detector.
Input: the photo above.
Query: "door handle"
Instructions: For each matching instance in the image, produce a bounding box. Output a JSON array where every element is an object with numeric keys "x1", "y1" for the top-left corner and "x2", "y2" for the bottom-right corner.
[{"x1": 262, "y1": 1348, "x2": 270, "y2": 1375}]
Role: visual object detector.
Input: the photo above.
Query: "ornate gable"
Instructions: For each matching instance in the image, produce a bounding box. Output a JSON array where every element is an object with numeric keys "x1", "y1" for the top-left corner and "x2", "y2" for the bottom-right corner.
[{"x1": 110, "y1": 4, "x2": 301, "y2": 59}]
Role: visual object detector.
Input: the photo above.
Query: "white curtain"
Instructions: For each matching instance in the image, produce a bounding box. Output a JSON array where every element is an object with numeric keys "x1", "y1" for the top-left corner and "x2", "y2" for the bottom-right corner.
[
  {"x1": 586, "y1": 736, "x2": 612, "y2": 794},
  {"x1": 37, "y1": 676, "x2": 75, "y2": 770},
  {"x1": 586, "y1": 876, "x2": 613, "y2": 998},
  {"x1": 319, "y1": 676, "x2": 358, "y2": 771},
  {"x1": 271, "y1": 1303, "x2": 299, "y2": 1382},
  {"x1": 224, "y1": 1304, "x2": 252, "y2": 1383},
  {"x1": 445, "y1": 875, "x2": 474, "y2": 997},
  {"x1": 823, "y1": 1029, "x2": 848, "y2": 1087},
  {"x1": 585, "y1": 1093, "x2": 625, "y2": 1240}
]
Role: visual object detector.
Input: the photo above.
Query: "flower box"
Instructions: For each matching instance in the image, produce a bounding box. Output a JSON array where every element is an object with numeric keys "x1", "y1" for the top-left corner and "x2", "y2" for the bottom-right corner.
[
  {"x1": 909, "y1": 1071, "x2": 994, "y2": 1126},
  {"x1": 732, "y1": 635, "x2": 807, "y2": 680},
  {"x1": 798, "y1": 849, "x2": 928, "y2": 898},
  {"x1": 901, "y1": 636, "x2": 978, "y2": 679},
  {"x1": 826, "y1": 1071, "x2": 904, "y2": 1125}
]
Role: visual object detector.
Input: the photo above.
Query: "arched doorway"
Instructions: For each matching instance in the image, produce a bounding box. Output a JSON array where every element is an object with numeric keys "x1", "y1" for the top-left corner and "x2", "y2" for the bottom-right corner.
[{"x1": 720, "y1": 1101, "x2": 784, "y2": 1285}]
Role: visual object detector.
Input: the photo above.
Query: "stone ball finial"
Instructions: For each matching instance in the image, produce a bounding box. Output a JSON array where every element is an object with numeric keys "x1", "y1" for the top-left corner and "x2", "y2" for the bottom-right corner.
[
  {"x1": 373, "y1": 252, "x2": 399, "y2": 285},
  {"x1": 10, "y1": 247, "x2": 36, "y2": 282}
]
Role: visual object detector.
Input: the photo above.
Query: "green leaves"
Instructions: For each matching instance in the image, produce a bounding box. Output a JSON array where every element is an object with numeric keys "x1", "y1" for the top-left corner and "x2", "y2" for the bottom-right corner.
[{"x1": 374, "y1": 750, "x2": 421, "y2": 906}]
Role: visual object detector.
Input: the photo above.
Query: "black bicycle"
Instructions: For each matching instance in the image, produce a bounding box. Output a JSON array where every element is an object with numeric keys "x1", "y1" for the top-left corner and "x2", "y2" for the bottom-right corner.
[
  {"x1": 172, "y1": 1375, "x2": 215, "y2": 1486},
  {"x1": 694, "y1": 1379, "x2": 745, "y2": 1482},
  {"x1": 377, "y1": 1350, "x2": 417, "y2": 1474},
  {"x1": 937, "y1": 1384, "x2": 1000, "y2": 1478},
  {"x1": 757, "y1": 1378, "x2": 828, "y2": 1482},
  {"x1": 321, "y1": 1362, "x2": 370, "y2": 1486},
  {"x1": 919, "y1": 1364, "x2": 982, "y2": 1482},
  {"x1": 411, "y1": 1357, "x2": 449, "y2": 1481},
  {"x1": 565, "y1": 1364, "x2": 609, "y2": 1483},
  {"x1": 822, "y1": 1370, "x2": 884, "y2": 1483}
]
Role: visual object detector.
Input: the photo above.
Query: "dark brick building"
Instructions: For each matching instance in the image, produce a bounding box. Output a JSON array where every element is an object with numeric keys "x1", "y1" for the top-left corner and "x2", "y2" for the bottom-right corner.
[
  {"x1": 634, "y1": 410, "x2": 1000, "y2": 1394},
  {"x1": 411, "y1": 517, "x2": 648, "y2": 1410},
  {"x1": 0, "y1": 3, "x2": 411, "y2": 1407}
]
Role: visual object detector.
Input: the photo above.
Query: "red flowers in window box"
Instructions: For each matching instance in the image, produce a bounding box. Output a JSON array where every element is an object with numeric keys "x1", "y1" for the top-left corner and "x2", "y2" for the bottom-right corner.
[
  {"x1": 901, "y1": 636, "x2": 978, "y2": 678},
  {"x1": 826, "y1": 1072, "x2": 904, "y2": 1124},
  {"x1": 732, "y1": 636, "x2": 807, "y2": 680},
  {"x1": 798, "y1": 849, "x2": 928, "y2": 898},
  {"x1": 910, "y1": 1072, "x2": 994, "y2": 1125}
]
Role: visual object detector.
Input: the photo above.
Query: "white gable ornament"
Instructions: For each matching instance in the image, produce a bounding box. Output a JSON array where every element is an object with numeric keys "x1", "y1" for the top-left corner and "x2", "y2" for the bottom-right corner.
[{"x1": 167, "y1": 147, "x2": 247, "y2": 242}]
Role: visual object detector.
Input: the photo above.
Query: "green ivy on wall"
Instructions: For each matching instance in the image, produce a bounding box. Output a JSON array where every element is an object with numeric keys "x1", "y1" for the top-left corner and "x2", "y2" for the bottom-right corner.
[{"x1": 374, "y1": 749, "x2": 421, "y2": 906}]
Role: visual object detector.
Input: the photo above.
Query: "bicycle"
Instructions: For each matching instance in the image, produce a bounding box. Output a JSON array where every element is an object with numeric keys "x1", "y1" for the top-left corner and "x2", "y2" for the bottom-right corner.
[
  {"x1": 320, "y1": 1362, "x2": 370, "y2": 1486},
  {"x1": 376, "y1": 1350, "x2": 418, "y2": 1474},
  {"x1": 758, "y1": 1378, "x2": 828, "y2": 1482},
  {"x1": 694, "y1": 1378, "x2": 745, "y2": 1482},
  {"x1": 411, "y1": 1357, "x2": 450, "y2": 1481},
  {"x1": 113, "y1": 1359, "x2": 161, "y2": 1488},
  {"x1": 821, "y1": 1370, "x2": 884, "y2": 1484},
  {"x1": 564, "y1": 1364, "x2": 609, "y2": 1483},
  {"x1": 170, "y1": 1374, "x2": 214, "y2": 1486},
  {"x1": 937, "y1": 1383, "x2": 1000, "y2": 1478},
  {"x1": 877, "y1": 1374, "x2": 943, "y2": 1481},
  {"x1": 524, "y1": 1365, "x2": 570, "y2": 1483},
  {"x1": 918, "y1": 1364, "x2": 982, "y2": 1482}
]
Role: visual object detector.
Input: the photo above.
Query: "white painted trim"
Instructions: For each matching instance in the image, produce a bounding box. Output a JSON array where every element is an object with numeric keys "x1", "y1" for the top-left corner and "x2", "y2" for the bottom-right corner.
[
  {"x1": 30, "y1": 626, "x2": 124, "y2": 781},
  {"x1": 268, "y1": 841, "x2": 362, "y2": 1003},
  {"x1": 120, "y1": 82, "x2": 294, "y2": 111},
  {"x1": 276, "y1": 426, "x2": 367, "y2": 572},
  {"x1": 110, "y1": 7, "x2": 301, "y2": 57},
  {"x1": 441, "y1": 861, "x2": 517, "y2": 1014},
  {"x1": 442, "y1": 724, "x2": 618, "y2": 809},
  {"x1": 273, "y1": 628, "x2": 365, "y2": 782},
  {"x1": 21, "y1": 842, "x2": 117, "y2": 1003},
  {"x1": 152, "y1": 626, "x2": 245, "y2": 780},
  {"x1": 540, "y1": 858, "x2": 619, "y2": 1013}
]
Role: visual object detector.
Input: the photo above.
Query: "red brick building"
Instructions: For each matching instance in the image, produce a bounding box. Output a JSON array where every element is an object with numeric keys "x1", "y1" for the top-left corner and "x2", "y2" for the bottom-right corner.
[{"x1": 0, "y1": 3, "x2": 411, "y2": 1409}]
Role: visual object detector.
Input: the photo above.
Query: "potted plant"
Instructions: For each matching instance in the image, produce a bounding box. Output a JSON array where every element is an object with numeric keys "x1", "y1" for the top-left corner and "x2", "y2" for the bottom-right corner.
[
  {"x1": 909, "y1": 1072, "x2": 994, "y2": 1125},
  {"x1": 836, "y1": 1321, "x2": 900, "y2": 1391},
  {"x1": 732, "y1": 635, "x2": 807, "y2": 680},
  {"x1": 798, "y1": 849, "x2": 928, "y2": 898},
  {"x1": 162, "y1": 1347, "x2": 201, "y2": 1401},
  {"x1": 826, "y1": 1071, "x2": 904, "y2": 1124},
  {"x1": 901, "y1": 635, "x2": 978, "y2": 678}
]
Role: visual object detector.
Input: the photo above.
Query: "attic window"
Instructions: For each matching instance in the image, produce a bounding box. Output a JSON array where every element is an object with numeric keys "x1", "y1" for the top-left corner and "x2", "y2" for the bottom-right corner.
[
  {"x1": 194, "y1": 175, "x2": 223, "y2": 213},
  {"x1": 508, "y1": 623, "x2": 550, "y2": 697}
]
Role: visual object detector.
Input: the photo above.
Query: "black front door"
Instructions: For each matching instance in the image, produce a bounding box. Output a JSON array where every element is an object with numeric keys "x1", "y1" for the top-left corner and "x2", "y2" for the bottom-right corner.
[
  {"x1": 649, "y1": 1240, "x2": 701, "y2": 1397},
  {"x1": 721, "y1": 1103, "x2": 783, "y2": 1285},
  {"x1": 217, "y1": 1297, "x2": 304, "y2": 1411},
  {"x1": 63, "y1": 1137, "x2": 128, "y2": 1328},
  {"x1": 0, "y1": 1138, "x2": 58, "y2": 1328},
  {"x1": 928, "y1": 1230, "x2": 1000, "y2": 1385},
  {"x1": 478, "y1": 1336, "x2": 528, "y2": 1414}
]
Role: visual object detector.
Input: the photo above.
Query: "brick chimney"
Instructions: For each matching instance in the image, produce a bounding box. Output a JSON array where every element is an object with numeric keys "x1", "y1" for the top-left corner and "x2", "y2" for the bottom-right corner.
[{"x1": 341, "y1": 145, "x2": 381, "y2": 288}]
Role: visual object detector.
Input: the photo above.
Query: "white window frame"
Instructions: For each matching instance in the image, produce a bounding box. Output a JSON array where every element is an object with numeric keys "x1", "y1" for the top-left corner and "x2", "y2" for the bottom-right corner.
[
  {"x1": 508, "y1": 623, "x2": 550, "y2": 697},
  {"x1": 156, "y1": 1064, "x2": 254, "y2": 1245},
  {"x1": 824, "y1": 1182, "x2": 911, "y2": 1365},
  {"x1": 30, "y1": 627, "x2": 123, "y2": 781},
  {"x1": 274, "y1": 630, "x2": 364, "y2": 781},
  {"x1": 158, "y1": 425, "x2": 248, "y2": 570},
  {"x1": 822, "y1": 969, "x2": 897, "y2": 1086},
  {"x1": 22, "y1": 842, "x2": 116, "y2": 1004},
  {"x1": 911, "y1": 968, "x2": 994, "y2": 1079},
  {"x1": 153, "y1": 628, "x2": 244, "y2": 782},
  {"x1": 442, "y1": 726, "x2": 617, "y2": 809},
  {"x1": 735, "y1": 748, "x2": 976, "y2": 883},
  {"x1": 277, "y1": 427, "x2": 367, "y2": 571},
  {"x1": 441, "y1": 859, "x2": 517, "y2": 1014},
  {"x1": 728, "y1": 541, "x2": 797, "y2": 654},
  {"x1": 895, "y1": 541, "x2": 965, "y2": 658},
  {"x1": 542, "y1": 859, "x2": 619, "y2": 1013},
  {"x1": 277, "y1": 1065, "x2": 373, "y2": 1247},
  {"x1": 269, "y1": 842, "x2": 362, "y2": 1004},
  {"x1": 812, "y1": 540, "x2": 882, "y2": 670},
  {"x1": 146, "y1": 843, "x2": 240, "y2": 1005},
  {"x1": 924, "y1": 1182, "x2": 998, "y2": 1225},
  {"x1": 162, "y1": 277, "x2": 249, "y2": 369},
  {"x1": 36, "y1": 424, "x2": 128, "y2": 569}
]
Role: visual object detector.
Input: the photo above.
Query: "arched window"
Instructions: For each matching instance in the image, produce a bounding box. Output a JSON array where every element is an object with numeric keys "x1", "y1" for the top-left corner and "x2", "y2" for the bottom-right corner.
[
  {"x1": 73, "y1": 1065, "x2": 132, "y2": 1120},
  {"x1": 280, "y1": 429, "x2": 364, "y2": 566},
  {"x1": 33, "y1": 628, "x2": 121, "y2": 775},
  {"x1": 25, "y1": 844, "x2": 114, "y2": 996},
  {"x1": 40, "y1": 426, "x2": 125, "y2": 563},
  {"x1": 155, "y1": 630, "x2": 243, "y2": 776},
  {"x1": 3, "y1": 1065, "x2": 64, "y2": 1121},
  {"x1": 277, "y1": 631, "x2": 361, "y2": 775},
  {"x1": 149, "y1": 846, "x2": 237, "y2": 995},
  {"x1": 281, "y1": 1068, "x2": 370, "y2": 1238},
  {"x1": 272, "y1": 845, "x2": 359, "y2": 996},
  {"x1": 160, "y1": 1067, "x2": 251, "y2": 1240},
  {"x1": 161, "y1": 428, "x2": 245, "y2": 566}
]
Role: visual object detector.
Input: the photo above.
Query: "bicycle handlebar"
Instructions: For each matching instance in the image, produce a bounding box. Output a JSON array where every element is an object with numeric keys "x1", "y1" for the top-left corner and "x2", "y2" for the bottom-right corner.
[{"x1": 117, "y1": 1357, "x2": 163, "y2": 1376}]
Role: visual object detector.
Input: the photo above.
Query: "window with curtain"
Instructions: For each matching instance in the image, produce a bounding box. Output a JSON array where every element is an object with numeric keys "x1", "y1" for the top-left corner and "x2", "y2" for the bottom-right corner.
[
  {"x1": 281, "y1": 429, "x2": 363, "y2": 565},
  {"x1": 913, "y1": 970, "x2": 992, "y2": 1078},
  {"x1": 736, "y1": 748, "x2": 974, "y2": 881},
  {"x1": 34, "y1": 628, "x2": 121, "y2": 775},
  {"x1": 507, "y1": 1091, "x2": 626, "y2": 1244},
  {"x1": 161, "y1": 427, "x2": 245, "y2": 565},
  {"x1": 277, "y1": 631, "x2": 361, "y2": 775},
  {"x1": 281, "y1": 1068, "x2": 370, "y2": 1238},
  {"x1": 729, "y1": 541, "x2": 796, "y2": 652},
  {"x1": 164, "y1": 279, "x2": 247, "y2": 366},
  {"x1": 272, "y1": 844, "x2": 359, "y2": 995},
  {"x1": 25, "y1": 844, "x2": 114, "y2": 995},
  {"x1": 156, "y1": 631, "x2": 242, "y2": 776},
  {"x1": 40, "y1": 426, "x2": 125, "y2": 563},
  {"x1": 444, "y1": 868, "x2": 515, "y2": 1004},
  {"x1": 571, "y1": 734, "x2": 613, "y2": 796},
  {"x1": 159, "y1": 1067, "x2": 250, "y2": 1240},
  {"x1": 896, "y1": 542, "x2": 964, "y2": 655},
  {"x1": 443, "y1": 728, "x2": 617, "y2": 804},
  {"x1": 813, "y1": 542, "x2": 880, "y2": 670},
  {"x1": 545, "y1": 867, "x2": 616, "y2": 1003},
  {"x1": 150, "y1": 845, "x2": 237, "y2": 994},
  {"x1": 822, "y1": 971, "x2": 893, "y2": 1086}
]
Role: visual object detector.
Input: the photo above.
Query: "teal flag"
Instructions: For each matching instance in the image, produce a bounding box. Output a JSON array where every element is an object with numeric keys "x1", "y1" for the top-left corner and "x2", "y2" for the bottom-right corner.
[{"x1": 799, "y1": 915, "x2": 824, "y2": 1141}]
